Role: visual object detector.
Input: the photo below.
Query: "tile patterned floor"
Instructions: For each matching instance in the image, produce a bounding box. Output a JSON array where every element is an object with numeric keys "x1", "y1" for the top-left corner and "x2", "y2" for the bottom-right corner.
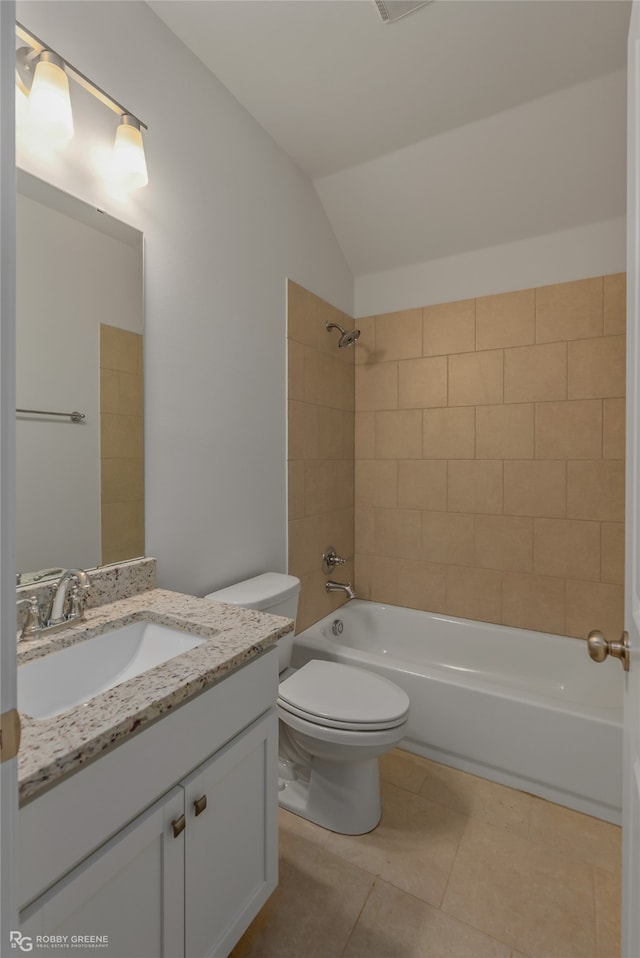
[{"x1": 230, "y1": 749, "x2": 621, "y2": 958}]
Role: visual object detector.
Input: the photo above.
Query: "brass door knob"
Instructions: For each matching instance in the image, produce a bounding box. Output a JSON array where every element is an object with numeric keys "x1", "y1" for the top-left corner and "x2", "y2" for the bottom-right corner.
[{"x1": 587, "y1": 630, "x2": 630, "y2": 672}]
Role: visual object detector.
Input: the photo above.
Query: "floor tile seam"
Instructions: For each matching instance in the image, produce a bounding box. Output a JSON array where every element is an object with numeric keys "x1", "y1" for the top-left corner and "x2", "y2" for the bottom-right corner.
[
  {"x1": 339, "y1": 878, "x2": 378, "y2": 958},
  {"x1": 381, "y1": 871, "x2": 516, "y2": 955}
]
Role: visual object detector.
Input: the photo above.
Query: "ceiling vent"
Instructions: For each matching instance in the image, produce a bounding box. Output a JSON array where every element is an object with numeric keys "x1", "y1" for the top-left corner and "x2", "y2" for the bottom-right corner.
[{"x1": 373, "y1": 0, "x2": 433, "y2": 24}]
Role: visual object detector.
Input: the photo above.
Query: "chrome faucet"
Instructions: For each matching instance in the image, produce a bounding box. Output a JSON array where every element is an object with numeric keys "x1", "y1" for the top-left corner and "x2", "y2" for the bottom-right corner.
[
  {"x1": 17, "y1": 568, "x2": 92, "y2": 640},
  {"x1": 49, "y1": 569, "x2": 92, "y2": 625},
  {"x1": 325, "y1": 580, "x2": 356, "y2": 600}
]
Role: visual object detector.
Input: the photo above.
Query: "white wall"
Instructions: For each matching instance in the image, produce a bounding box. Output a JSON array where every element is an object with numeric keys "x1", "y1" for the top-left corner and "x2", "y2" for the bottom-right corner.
[
  {"x1": 316, "y1": 69, "x2": 626, "y2": 279},
  {"x1": 355, "y1": 216, "x2": 627, "y2": 317},
  {"x1": 16, "y1": 1, "x2": 353, "y2": 596}
]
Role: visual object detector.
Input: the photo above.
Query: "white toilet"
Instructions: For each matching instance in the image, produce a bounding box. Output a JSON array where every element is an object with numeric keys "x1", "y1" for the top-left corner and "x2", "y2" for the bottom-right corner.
[{"x1": 206, "y1": 573, "x2": 409, "y2": 835}]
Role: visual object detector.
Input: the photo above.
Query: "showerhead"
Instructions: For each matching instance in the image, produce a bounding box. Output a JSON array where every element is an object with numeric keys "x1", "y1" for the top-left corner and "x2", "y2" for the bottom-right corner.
[{"x1": 326, "y1": 322, "x2": 361, "y2": 348}]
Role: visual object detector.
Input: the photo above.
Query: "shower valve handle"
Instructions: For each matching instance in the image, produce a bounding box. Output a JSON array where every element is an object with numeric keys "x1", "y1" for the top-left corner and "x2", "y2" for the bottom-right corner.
[
  {"x1": 587, "y1": 629, "x2": 630, "y2": 671},
  {"x1": 322, "y1": 546, "x2": 352, "y2": 575}
]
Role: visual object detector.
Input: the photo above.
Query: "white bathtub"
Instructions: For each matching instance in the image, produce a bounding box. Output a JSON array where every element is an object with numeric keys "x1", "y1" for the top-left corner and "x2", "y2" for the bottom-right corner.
[{"x1": 291, "y1": 600, "x2": 624, "y2": 824}]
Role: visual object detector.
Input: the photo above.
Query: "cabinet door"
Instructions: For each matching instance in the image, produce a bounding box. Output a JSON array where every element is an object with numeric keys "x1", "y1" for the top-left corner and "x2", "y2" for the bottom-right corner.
[
  {"x1": 20, "y1": 786, "x2": 185, "y2": 958},
  {"x1": 183, "y1": 709, "x2": 278, "y2": 958}
]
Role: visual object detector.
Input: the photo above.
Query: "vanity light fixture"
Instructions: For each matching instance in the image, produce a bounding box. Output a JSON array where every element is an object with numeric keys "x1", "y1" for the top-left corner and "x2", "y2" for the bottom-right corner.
[{"x1": 15, "y1": 21, "x2": 149, "y2": 189}]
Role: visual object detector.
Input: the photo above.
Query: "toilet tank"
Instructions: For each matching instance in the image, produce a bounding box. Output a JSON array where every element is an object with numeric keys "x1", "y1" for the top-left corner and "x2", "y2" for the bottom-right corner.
[{"x1": 205, "y1": 573, "x2": 300, "y2": 673}]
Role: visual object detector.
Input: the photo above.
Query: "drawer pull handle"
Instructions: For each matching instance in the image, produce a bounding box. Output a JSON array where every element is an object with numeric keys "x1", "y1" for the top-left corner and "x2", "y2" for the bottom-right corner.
[
  {"x1": 193, "y1": 795, "x2": 207, "y2": 817},
  {"x1": 172, "y1": 814, "x2": 186, "y2": 838}
]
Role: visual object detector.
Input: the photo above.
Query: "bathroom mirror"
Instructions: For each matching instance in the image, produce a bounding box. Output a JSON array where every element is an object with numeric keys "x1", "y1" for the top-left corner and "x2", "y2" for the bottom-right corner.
[{"x1": 16, "y1": 170, "x2": 144, "y2": 584}]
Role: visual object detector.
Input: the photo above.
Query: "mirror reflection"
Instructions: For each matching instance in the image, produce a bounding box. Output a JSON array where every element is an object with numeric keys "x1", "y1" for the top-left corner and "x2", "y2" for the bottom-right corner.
[{"x1": 16, "y1": 171, "x2": 144, "y2": 583}]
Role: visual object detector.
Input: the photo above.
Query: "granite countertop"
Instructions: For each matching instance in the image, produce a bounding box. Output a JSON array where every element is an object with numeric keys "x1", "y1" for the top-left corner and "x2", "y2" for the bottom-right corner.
[{"x1": 17, "y1": 588, "x2": 292, "y2": 804}]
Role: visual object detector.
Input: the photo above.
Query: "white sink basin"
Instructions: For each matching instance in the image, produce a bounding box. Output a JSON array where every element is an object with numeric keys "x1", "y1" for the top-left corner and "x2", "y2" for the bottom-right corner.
[{"x1": 18, "y1": 620, "x2": 206, "y2": 720}]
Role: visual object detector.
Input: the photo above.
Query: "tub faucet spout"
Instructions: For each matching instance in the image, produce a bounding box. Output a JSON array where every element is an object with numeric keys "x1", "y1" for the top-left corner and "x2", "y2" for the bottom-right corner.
[{"x1": 326, "y1": 580, "x2": 356, "y2": 600}]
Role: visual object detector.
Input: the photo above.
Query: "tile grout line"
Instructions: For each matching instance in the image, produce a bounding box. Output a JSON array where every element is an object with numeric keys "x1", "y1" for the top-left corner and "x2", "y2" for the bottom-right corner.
[{"x1": 338, "y1": 879, "x2": 378, "y2": 958}]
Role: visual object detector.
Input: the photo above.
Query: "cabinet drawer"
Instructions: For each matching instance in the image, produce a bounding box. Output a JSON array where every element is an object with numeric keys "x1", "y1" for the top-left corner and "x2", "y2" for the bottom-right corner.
[{"x1": 20, "y1": 647, "x2": 278, "y2": 908}]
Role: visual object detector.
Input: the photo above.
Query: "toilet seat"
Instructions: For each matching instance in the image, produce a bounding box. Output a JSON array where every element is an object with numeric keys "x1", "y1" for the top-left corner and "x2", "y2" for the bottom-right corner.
[{"x1": 277, "y1": 660, "x2": 409, "y2": 731}]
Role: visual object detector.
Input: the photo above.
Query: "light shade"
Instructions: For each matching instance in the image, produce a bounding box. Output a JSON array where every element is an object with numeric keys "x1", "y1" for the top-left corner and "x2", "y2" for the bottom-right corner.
[
  {"x1": 28, "y1": 51, "x2": 73, "y2": 148},
  {"x1": 113, "y1": 115, "x2": 148, "y2": 190}
]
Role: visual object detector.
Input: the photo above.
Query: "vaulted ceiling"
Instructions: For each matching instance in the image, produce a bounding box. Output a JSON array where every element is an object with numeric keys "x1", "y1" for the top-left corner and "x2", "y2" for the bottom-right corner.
[{"x1": 149, "y1": 0, "x2": 631, "y2": 275}]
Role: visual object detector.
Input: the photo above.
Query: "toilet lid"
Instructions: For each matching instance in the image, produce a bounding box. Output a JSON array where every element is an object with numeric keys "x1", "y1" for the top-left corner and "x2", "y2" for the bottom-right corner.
[{"x1": 277, "y1": 660, "x2": 409, "y2": 731}]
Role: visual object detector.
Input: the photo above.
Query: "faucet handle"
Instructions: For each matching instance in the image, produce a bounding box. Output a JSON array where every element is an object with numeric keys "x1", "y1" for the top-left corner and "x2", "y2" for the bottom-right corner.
[
  {"x1": 322, "y1": 546, "x2": 353, "y2": 575},
  {"x1": 18, "y1": 595, "x2": 42, "y2": 640}
]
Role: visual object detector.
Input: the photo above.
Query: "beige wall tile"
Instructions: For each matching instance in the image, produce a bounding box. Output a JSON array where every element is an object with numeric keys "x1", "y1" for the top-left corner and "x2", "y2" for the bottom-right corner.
[
  {"x1": 503, "y1": 342, "x2": 567, "y2": 404},
  {"x1": 318, "y1": 406, "x2": 353, "y2": 460},
  {"x1": 374, "y1": 508, "x2": 422, "y2": 559},
  {"x1": 375, "y1": 309, "x2": 422, "y2": 361},
  {"x1": 287, "y1": 339, "x2": 306, "y2": 401},
  {"x1": 476, "y1": 289, "x2": 535, "y2": 351},
  {"x1": 533, "y1": 518, "x2": 600, "y2": 580},
  {"x1": 566, "y1": 460, "x2": 624, "y2": 523},
  {"x1": 288, "y1": 514, "x2": 321, "y2": 577},
  {"x1": 101, "y1": 414, "x2": 143, "y2": 460},
  {"x1": 603, "y1": 272, "x2": 626, "y2": 336},
  {"x1": 355, "y1": 505, "x2": 375, "y2": 555},
  {"x1": 100, "y1": 325, "x2": 141, "y2": 374},
  {"x1": 535, "y1": 277, "x2": 603, "y2": 343},
  {"x1": 603, "y1": 397, "x2": 625, "y2": 459},
  {"x1": 100, "y1": 370, "x2": 143, "y2": 417},
  {"x1": 535, "y1": 399, "x2": 602, "y2": 460},
  {"x1": 474, "y1": 515, "x2": 533, "y2": 573},
  {"x1": 288, "y1": 461, "x2": 305, "y2": 520},
  {"x1": 355, "y1": 411, "x2": 375, "y2": 459},
  {"x1": 476, "y1": 404, "x2": 534, "y2": 459},
  {"x1": 423, "y1": 406, "x2": 475, "y2": 459},
  {"x1": 568, "y1": 335, "x2": 625, "y2": 400},
  {"x1": 446, "y1": 566, "x2": 502, "y2": 623},
  {"x1": 323, "y1": 506, "x2": 355, "y2": 558},
  {"x1": 449, "y1": 350, "x2": 503, "y2": 406},
  {"x1": 304, "y1": 459, "x2": 354, "y2": 516},
  {"x1": 354, "y1": 315, "x2": 375, "y2": 365},
  {"x1": 354, "y1": 554, "x2": 398, "y2": 604},
  {"x1": 287, "y1": 280, "x2": 319, "y2": 348},
  {"x1": 375, "y1": 410, "x2": 422, "y2": 459},
  {"x1": 288, "y1": 400, "x2": 319, "y2": 461},
  {"x1": 422, "y1": 299, "x2": 475, "y2": 356},
  {"x1": 375, "y1": 309, "x2": 422, "y2": 363},
  {"x1": 565, "y1": 579, "x2": 624, "y2": 639},
  {"x1": 355, "y1": 362, "x2": 398, "y2": 411},
  {"x1": 101, "y1": 500, "x2": 144, "y2": 565},
  {"x1": 101, "y1": 458, "x2": 143, "y2": 504},
  {"x1": 398, "y1": 356, "x2": 447, "y2": 409},
  {"x1": 422, "y1": 511, "x2": 475, "y2": 566},
  {"x1": 448, "y1": 460, "x2": 503, "y2": 515},
  {"x1": 601, "y1": 522, "x2": 624, "y2": 585},
  {"x1": 398, "y1": 460, "x2": 447, "y2": 511},
  {"x1": 504, "y1": 460, "x2": 566, "y2": 518},
  {"x1": 502, "y1": 573, "x2": 565, "y2": 634},
  {"x1": 306, "y1": 350, "x2": 354, "y2": 410},
  {"x1": 395, "y1": 559, "x2": 447, "y2": 613},
  {"x1": 356, "y1": 459, "x2": 398, "y2": 508}
]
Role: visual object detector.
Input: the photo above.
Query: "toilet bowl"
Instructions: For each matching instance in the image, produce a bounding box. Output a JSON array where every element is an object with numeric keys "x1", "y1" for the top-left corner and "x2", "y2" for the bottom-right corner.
[{"x1": 206, "y1": 573, "x2": 410, "y2": 834}]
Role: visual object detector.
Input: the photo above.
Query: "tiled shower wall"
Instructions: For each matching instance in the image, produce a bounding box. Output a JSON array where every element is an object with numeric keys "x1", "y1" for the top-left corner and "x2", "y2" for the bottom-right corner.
[
  {"x1": 287, "y1": 281, "x2": 356, "y2": 632},
  {"x1": 354, "y1": 275, "x2": 626, "y2": 639},
  {"x1": 100, "y1": 324, "x2": 145, "y2": 566}
]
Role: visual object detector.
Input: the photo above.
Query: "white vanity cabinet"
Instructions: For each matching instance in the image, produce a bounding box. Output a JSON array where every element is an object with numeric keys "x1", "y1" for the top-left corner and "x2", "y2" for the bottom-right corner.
[{"x1": 19, "y1": 648, "x2": 279, "y2": 958}]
